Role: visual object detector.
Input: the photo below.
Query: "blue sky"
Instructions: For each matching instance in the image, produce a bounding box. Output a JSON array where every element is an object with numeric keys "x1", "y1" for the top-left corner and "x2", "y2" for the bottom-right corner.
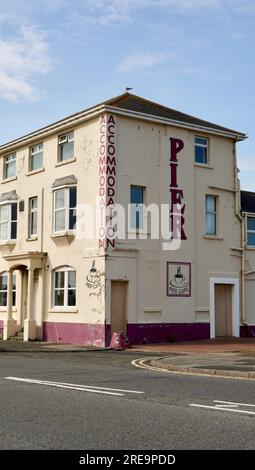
[{"x1": 0, "y1": 0, "x2": 255, "y2": 189}]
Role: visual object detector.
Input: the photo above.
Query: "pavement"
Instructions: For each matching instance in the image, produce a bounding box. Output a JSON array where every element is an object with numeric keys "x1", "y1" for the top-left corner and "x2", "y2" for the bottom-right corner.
[
  {"x1": 0, "y1": 340, "x2": 106, "y2": 353},
  {"x1": 1, "y1": 337, "x2": 255, "y2": 379},
  {"x1": 132, "y1": 338, "x2": 255, "y2": 379}
]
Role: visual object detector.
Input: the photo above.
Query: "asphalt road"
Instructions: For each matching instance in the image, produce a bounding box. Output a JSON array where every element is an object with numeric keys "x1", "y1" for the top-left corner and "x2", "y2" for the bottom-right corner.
[{"x1": 0, "y1": 350, "x2": 254, "y2": 450}]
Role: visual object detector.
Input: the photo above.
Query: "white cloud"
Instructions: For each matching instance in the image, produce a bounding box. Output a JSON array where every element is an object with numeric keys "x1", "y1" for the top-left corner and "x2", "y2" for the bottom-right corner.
[
  {"x1": 238, "y1": 154, "x2": 255, "y2": 173},
  {"x1": 116, "y1": 51, "x2": 169, "y2": 73},
  {"x1": 237, "y1": 154, "x2": 255, "y2": 191},
  {"x1": 0, "y1": 25, "x2": 53, "y2": 102}
]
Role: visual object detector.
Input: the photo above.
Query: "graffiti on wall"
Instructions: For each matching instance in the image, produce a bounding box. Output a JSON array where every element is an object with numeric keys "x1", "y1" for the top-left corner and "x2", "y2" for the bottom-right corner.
[{"x1": 86, "y1": 260, "x2": 102, "y2": 290}]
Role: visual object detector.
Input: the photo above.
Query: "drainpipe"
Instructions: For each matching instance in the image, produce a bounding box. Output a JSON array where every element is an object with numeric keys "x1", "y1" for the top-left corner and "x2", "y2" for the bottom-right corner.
[
  {"x1": 233, "y1": 142, "x2": 245, "y2": 324},
  {"x1": 40, "y1": 187, "x2": 44, "y2": 253}
]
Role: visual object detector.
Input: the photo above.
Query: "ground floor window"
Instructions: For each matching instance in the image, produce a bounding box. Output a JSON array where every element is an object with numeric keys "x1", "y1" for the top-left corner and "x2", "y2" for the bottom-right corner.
[
  {"x1": 0, "y1": 272, "x2": 16, "y2": 307},
  {"x1": 53, "y1": 267, "x2": 76, "y2": 307}
]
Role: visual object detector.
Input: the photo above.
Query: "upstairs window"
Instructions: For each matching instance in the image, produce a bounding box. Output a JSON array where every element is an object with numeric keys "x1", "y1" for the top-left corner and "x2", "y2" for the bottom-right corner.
[
  {"x1": 205, "y1": 195, "x2": 217, "y2": 235},
  {"x1": 53, "y1": 267, "x2": 76, "y2": 307},
  {"x1": 28, "y1": 196, "x2": 38, "y2": 238},
  {"x1": 195, "y1": 136, "x2": 208, "y2": 164},
  {"x1": 130, "y1": 185, "x2": 144, "y2": 230},
  {"x1": 247, "y1": 217, "x2": 255, "y2": 246},
  {"x1": 0, "y1": 272, "x2": 16, "y2": 307},
  {"x1": 58, "y1": 131, "x2": 74, "y2": 162},
  {"x1": 0, "y1": 203, "x2": 17, "y2": 241},
  {"x1": 53, "y1": 187, "x2": 76, "y2": 233},
  {"x1": 4, "y1": 154, "x2": 16, "y2": 179},
  {"x1": 30, "y1": 143, "x2": 43, "y2": 171}
]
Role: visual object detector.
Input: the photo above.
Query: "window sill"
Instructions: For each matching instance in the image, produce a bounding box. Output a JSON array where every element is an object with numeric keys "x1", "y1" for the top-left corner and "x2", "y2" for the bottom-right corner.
[
  {"x1": 1, "y1": 176, "x2": 17, "y2": 184},
  {"x1": 26, "y1": 236, "x2": 38, "y2": 242},
  {"x1": 194, "y1": 163, "x2": 213, "y2": 169},
  {"x1": 0, "y1": 307, "x2": 17, "y2": 312},
  {"x1": 48, "y1": 308, "x2": 78, "y2": 314},
  {"x1": 0, "y1": 240, "x2": 16, "y2": 246},
  {"x1": 128, "y1": 229, "x2": 150, "y2": 236},
  {"x1": 143, "y1": 308, "x2": 162, "y2": 313},
  {"x1": 203, "y1": 235, "x2": 223, "y2": 240},
  {"x1": 51, "y1": 230, "x2": 75, "y2": 239},
  {"x1": 26, "y1": 167, "x2": 45, "y2": 176},
  {"x1": 55, "y1": 157, "x2": 76, "y2": 168},
  {"x1": 245, "y1": 245, "x2": 255, "y2": 250}
]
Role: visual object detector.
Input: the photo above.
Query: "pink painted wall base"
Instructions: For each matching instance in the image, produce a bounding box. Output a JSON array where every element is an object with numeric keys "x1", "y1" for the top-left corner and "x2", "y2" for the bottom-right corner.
[{"x1": 0, "y1": 320, "x2": 253, "y2": 345}]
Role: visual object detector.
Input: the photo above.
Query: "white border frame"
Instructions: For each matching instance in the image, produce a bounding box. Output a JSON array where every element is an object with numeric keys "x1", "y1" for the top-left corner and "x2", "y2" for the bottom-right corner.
[{"x1": 210, "y1": 277, "x2": 240, "y2": 338}]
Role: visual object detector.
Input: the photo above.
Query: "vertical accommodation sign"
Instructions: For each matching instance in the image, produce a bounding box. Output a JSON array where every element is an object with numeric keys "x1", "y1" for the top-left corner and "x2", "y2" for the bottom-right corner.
[{"x1": 98, "y1": 114, "x2": 116, "y2": 248}]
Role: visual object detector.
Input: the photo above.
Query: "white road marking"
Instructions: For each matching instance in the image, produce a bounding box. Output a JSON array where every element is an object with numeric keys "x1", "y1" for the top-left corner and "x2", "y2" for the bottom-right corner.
[
  {"x1": 190, "y1": 403, "x2": 255, "y2": 415},
  {"x1": 6, "y1": 377, "x2": 123, "y2": 396},
  {"x1": 5, "y1": 377, "x2": 144, "y2": 397},
  {"x1": 131, "y1": 357, "x2": 169, "y2": 373},
  {"x1": 214, "y1": 404, "x2": 238, "y2": 408},
  {"x1": 214, "y1": 400, "x2": 255, "y2": 407}
]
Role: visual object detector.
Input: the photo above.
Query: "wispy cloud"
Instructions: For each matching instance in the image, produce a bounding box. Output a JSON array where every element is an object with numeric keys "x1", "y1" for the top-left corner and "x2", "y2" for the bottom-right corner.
[
  {"x1": 76, "y1": 0, "x2": 220, "y2": 27},
  {"x1": 0, "y1": 25, "x2": 53, "y2": 102},
  {"x1": 73, "y1": 0, "x2": 255, "y2": 29},
  {"x1": 116, "y1": 51, "x2": 169, "y2": 73}
]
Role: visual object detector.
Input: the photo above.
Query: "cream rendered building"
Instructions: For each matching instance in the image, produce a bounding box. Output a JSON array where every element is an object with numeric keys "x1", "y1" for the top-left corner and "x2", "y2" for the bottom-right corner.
[{"x1": 0, "y1": 93, "x2": 250, "y2": 346}]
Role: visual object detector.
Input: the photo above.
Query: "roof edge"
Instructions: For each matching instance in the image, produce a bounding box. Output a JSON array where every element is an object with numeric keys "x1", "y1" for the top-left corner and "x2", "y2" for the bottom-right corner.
[{"x1": 0, "y1": 92, "x2": 247, "y2": 153}]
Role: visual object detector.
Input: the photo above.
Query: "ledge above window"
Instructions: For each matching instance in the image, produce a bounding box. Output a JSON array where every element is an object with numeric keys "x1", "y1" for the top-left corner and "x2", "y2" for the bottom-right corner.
[
  {"x1": 55, "y1": 157, "x2": 76, "y2": 168},
  {"x1": 1, "y1": 176, "x2": 17, "y2": 185}
]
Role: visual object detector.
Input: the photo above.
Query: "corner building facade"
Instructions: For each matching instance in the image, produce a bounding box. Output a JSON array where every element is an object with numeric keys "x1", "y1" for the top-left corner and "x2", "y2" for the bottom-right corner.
[{"x1": 0, "y1": 93, "x2": 250, "y2": 345}]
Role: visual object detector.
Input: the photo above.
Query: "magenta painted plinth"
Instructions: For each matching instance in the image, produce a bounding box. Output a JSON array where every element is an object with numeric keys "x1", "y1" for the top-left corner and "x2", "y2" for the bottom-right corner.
[
  {"x1": 43, "y1": 322, "x2": 107, "y2": 347},
  {"x1": 109, "y1": 331, "x2": 130, "y2": 349}
]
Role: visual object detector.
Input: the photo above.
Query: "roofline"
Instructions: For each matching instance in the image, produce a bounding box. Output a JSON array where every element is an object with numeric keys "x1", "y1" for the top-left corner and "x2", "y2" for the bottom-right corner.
[
  {"x1": 241, "y1": 190, "x2": 255, "y2": 195},
  {"x1": 0, "y1": 97, "x2": 247, "y2": 154},
  {"x1": 105, "y1": 105, "x2": 247, "y2": 141},
  {"x1": 0, "y1": 104, "x2": 106, "y2": 155}
]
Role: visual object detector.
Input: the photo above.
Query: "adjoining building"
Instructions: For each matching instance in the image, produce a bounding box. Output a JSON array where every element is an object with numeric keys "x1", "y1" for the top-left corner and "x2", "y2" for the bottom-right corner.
[{"x1": 0, "y1": 92, "x2": 253, "y2": 346}]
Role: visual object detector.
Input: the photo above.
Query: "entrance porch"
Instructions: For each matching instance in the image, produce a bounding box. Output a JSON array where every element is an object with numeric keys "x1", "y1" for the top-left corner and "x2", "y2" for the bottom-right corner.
[{"x1": 3, "y1": 252, "x2": 47, "y2": 341}]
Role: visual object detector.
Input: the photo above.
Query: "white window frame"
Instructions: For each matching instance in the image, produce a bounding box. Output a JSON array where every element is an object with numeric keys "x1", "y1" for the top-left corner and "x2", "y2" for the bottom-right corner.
[
  {"x1": 30, "y1": 143, "x2": 43, "y2": 171},
  {"x1": 0, "y1": 271, "x2": 16, "y2": 307},
  {"x1": 53, "y1": 186, "x2": 76, "y2": 233},
  {"x1": 52, "y1": 267, "x2": 76, "y2": 308},
  {"x1": 0, "y1": 202, "x2": 17, "y2": 242},
  {"x1": 205, "y1": 195, "x2": 217, "y2": 235},
  {"x1": 4, "y1": 153, "x2": 16, "y2": 179},
  {"x1": 195, "y1": 136, "x2": 208, "y2": 164},
  {"x1": 58, "y1": 131, "x2": 74, "y2": 161},
  {"x1": 130, "y1": 185, "x2": 145, "y2": 231},
  {"x1": 28, "y1": 196, "x2": 38, "y2": 238},
  {"x1": 246, "y1": 215, "x2": 255, "y2": 246}
]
